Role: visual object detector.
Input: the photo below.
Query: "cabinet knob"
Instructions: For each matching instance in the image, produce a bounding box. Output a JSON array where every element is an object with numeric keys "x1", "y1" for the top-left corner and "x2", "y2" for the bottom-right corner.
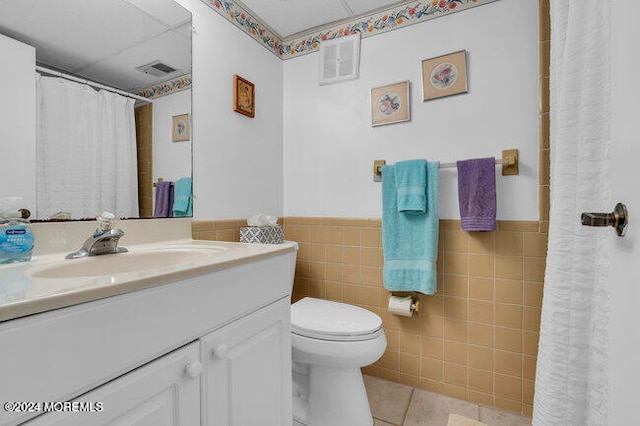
[
  {"x1": 212, "y1": 344, "x2": 228, "y2": 360},
  {"x1": 184, "y1": 361, "x2": 203, "y2": 379}
]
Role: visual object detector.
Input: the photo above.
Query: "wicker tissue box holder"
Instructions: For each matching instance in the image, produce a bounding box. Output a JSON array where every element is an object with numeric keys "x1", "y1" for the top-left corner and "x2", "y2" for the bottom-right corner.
[{"x1": 240, "y1": 226, "x2": 284, "y2": 244}]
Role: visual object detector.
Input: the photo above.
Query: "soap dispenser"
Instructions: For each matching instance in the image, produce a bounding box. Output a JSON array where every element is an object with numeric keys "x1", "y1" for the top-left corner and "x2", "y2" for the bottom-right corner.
[{"x1": 0, "y1": 197, "x2": 35, "y2": 264}]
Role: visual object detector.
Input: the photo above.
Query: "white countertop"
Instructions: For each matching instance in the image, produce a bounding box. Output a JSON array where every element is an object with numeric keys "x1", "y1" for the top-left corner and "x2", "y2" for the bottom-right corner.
[{"x1": 0, "y1": 235, "x2": 296, "y2": 322}]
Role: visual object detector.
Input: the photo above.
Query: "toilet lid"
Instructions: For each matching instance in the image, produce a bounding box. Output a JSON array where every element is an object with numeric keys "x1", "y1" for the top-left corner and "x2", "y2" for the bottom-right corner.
[{"x1": 291, "y1": 297, "x2": 382, "y2": 339}]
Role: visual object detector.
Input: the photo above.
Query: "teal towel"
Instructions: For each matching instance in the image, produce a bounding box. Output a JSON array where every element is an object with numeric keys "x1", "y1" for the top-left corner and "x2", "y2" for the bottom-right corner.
[
  {"x1": 382, "y1": 162, "x2": 440, "y2": 295},
  {"x1": 395, "y1": 159, "x2": 427, "y2": 213},
  {"x1": 172, "y1": 177, "x2": 192, "y2": 217}
]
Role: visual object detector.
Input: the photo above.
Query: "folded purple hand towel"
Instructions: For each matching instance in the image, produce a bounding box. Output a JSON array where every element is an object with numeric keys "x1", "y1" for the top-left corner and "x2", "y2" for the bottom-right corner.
[
  {"x1": 153, "y1": 181, "x2": 174, "y2": 218},
  {"x1": 456, "y1": 158, "x2": 496, "y2": 231}
]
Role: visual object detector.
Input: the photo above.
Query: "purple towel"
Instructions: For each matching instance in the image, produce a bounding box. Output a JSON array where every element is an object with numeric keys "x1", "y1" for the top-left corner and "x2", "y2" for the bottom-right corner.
[
  {"x1": 153, "y1": 181, "x2": 174, "y2": 218},
  {"x1": 456, "y1": 158, "x2": 496, "y2": 231}
]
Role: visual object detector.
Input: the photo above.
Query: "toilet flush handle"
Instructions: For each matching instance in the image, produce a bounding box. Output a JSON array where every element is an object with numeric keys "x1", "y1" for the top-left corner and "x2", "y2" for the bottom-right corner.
[{"x1": 212, "y1": 344, "x2": 228, "y2": 360}]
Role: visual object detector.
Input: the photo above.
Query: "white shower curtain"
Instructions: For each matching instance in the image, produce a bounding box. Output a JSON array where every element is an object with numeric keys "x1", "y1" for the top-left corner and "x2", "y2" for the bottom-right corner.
[
  {"x1": 36, "y1": 76, "x2": 139, "y2": 219},
  {"x1": 533, "y1": 2, "x2": 612, "y2": 425}
]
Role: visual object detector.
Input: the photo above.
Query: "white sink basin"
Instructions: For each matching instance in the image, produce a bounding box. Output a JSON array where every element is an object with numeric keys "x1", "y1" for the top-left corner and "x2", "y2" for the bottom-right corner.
[{"x1": 30, "y1": 246, "x2": 227, "y2": 279}]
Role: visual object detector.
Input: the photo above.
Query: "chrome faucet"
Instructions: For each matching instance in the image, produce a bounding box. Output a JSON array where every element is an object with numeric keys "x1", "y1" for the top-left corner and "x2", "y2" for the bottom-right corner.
[{"x1": 66, "y1": 212, "x2": 128, "y2": 259}]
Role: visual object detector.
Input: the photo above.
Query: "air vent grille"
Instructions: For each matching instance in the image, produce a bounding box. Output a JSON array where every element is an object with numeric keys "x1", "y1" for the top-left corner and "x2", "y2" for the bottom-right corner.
[{"x1": 136, "y1": 61, "x2": 178, "y2": 77}]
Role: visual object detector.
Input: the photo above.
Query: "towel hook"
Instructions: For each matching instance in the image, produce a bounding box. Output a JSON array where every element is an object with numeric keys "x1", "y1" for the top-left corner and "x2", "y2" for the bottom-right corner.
[{"x1": 581, "y1": 202, "x2": 628, "y2": 237}]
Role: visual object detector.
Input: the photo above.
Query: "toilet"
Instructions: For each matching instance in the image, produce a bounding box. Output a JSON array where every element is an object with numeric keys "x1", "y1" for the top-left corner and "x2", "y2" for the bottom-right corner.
[{"x1": 291, "y1": 297, "x2": 387, "y2": 426}]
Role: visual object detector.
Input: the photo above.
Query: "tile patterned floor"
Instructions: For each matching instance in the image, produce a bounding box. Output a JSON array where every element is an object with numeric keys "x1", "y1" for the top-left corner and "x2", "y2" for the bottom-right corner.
[{"x1": 364, "y1": 375, "x2": 532, "y2": 426}]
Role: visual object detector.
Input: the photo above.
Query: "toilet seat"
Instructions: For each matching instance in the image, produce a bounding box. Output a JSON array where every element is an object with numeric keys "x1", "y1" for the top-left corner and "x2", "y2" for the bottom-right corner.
[{"x1": 291, "y1": 297, "x2": 383, "y2": 342}]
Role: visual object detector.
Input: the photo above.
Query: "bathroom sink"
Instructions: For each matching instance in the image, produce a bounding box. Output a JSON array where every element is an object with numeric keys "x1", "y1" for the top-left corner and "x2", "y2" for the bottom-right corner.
[{"x1": 29, "y1": 246, "x2": 227, "y2": 279}]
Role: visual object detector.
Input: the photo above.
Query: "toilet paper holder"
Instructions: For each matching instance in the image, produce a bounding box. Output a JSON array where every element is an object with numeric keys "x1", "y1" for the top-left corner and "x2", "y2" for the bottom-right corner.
[{"x1": 388, "y1": 294, "x2": 420, "y2": 316}]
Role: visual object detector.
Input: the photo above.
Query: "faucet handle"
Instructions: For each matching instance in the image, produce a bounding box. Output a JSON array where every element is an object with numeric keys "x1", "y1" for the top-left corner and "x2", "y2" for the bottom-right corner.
[{"x1": 97, "y1": 212, "x2": 118, "y2": 231}]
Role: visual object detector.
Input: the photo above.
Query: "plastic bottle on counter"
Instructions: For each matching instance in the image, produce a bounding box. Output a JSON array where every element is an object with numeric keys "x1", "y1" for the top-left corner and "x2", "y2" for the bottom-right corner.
[{"x1": 0, "y1": 197, "x2": 34, "y2": 264}]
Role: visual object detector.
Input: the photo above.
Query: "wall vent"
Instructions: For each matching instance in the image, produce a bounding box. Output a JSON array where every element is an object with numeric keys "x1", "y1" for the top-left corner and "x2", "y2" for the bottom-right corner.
[
  {"x1": 318, "y1": 34, "x2": 360, "y2": 86},
  {"x1": 136, "y1": 60, "x2": 177, "y2": 77}
]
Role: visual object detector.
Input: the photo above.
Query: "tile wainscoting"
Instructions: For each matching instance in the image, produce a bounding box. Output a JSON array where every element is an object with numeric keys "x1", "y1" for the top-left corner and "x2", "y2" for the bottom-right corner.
[{"x1": 192, "y1": 217, "x2": 547, "y2": 417}]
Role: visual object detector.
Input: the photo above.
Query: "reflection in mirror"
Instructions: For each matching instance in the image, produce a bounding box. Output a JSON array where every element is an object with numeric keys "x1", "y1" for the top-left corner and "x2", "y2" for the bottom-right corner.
[{"x1": 0, "y1": 0, "x2": 192, "y2": 220}]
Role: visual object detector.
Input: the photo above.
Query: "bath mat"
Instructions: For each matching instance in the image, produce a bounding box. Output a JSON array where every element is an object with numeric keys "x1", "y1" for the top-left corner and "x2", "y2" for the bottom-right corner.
[{"x1": 447, "y1": 413, "x2": 489, "y2": 426}]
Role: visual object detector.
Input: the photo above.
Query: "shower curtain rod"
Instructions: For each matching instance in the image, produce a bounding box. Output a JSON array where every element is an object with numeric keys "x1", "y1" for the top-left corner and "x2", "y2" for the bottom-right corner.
[{"x1": 36, "y1": 65, "x2": 152, "y2": 104}]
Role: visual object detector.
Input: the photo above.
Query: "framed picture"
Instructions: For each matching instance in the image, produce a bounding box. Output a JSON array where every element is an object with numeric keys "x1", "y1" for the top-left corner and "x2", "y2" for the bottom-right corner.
[
  {"x1": 371, "y1": 81, "x2": 410, "y2": 127},
  {"x1": 233, "y1": 74, "x2": 255, "y2": 118},
  {"x1": 421, "y1": 50, "x2": 468, "y2": 101},
  {"x1": 172, "y1": 114, "x2": 190, "y2": 142}
]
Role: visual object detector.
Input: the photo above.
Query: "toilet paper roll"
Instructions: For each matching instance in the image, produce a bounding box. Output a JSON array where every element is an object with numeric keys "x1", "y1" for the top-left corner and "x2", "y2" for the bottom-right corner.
[{"x1": 388, "y1": 295, "x2": 414, "y2": 317}]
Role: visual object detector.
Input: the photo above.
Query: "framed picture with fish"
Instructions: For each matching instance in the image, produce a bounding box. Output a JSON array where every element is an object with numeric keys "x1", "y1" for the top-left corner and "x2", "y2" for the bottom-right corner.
[
  {"x1": 371, "y1": 81, "x2": 410, "y2": 127},
  {"x1": 421, "y1": 50, "x2": 468, "y2": 101}
]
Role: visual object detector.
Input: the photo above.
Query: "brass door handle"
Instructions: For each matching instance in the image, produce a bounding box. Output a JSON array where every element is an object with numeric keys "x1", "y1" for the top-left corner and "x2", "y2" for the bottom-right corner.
[{"x1": 581, "y1": 202, "x2": 628, "y2": 237}]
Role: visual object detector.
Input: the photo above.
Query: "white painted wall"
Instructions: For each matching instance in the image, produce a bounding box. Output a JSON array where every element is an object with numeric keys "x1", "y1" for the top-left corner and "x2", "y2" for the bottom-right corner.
[
  {"x1": 175, "y1": 0, "x2": 284, "y2": 221},
  {"x1": 152, "y1": 89, "x2": 192, "y2": 184},
  {"x1": 0, "y1": 34, "x2": 36, "y2": 214},
  {"x1": 608, "y1": 0, "x2": 640, "y2": 423},
  {"x1": 283, "y1": 0, "x2": 539, "y2": 219}
]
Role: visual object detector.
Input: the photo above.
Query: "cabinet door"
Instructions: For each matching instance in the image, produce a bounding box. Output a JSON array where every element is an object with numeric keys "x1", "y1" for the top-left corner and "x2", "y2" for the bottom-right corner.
[
  {"x1": 201, "y1": 297, "x2": 292, "y2": 426},
  {"x1": 27, "y1": 342, "x2": 201, "y2": 426}
]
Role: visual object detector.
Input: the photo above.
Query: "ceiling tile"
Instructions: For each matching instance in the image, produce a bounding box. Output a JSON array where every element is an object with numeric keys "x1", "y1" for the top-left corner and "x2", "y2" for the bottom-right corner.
[
  {"x1": 125, "y1": 0, "x2": 192, "y2": 28},
  {"x1": 238, "y1": 0, "x2": 351, "y2": 38}
]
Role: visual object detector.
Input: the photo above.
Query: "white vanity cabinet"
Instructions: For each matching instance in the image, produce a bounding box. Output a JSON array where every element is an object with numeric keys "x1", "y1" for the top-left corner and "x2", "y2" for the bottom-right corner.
[
  {"x1": 27, "y1": 342, "x2": 202, "y2": 426},
  {"x1": 0, "y1": 248, "x2": 296, "y2": 426},
  {"x1": 201, "y1": 297, "x2": 291, "y2": 426}
]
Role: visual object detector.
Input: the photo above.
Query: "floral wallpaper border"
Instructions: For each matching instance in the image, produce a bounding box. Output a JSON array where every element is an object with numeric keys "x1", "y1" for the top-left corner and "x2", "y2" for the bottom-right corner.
[
  {"x1": 200, "y1": 0, "x2": 498, "y2": 60},
  {"x1": 136, "y1": 74, "x2": 192, "y2": 100}
]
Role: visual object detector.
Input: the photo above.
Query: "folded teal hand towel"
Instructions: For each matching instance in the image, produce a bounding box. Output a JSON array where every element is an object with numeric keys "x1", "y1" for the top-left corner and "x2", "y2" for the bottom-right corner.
[
  {"x1": 395, "y1": 159, "x2": 427, "y2": 213},
  {"x1": 382, "y1": 162, "x2": 440, "y2": 295},
  {"x1": 172, "y1": 177, "x2": 192, "y2": 217}
]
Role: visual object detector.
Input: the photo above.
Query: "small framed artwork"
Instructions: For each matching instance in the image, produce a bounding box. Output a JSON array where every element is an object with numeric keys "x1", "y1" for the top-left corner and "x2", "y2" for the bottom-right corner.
[
  {"x1": 421, "y1": 50, "x2": 468, "y2": 101},
  {"x1": 371, "y1": 81, "x2": 410, "y2": 127},
  {"x1": 233, "y1": 74, "x2": 255, "y2": 118},
  {"x1": 172, "y1": 114, "x2": 190, "y2": 142}
]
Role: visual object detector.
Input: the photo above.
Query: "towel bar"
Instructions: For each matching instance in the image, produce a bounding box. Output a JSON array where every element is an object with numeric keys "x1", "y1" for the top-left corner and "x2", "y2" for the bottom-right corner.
[{"x1": 373, "y1": 149, "x2": 519, "y2": 178}]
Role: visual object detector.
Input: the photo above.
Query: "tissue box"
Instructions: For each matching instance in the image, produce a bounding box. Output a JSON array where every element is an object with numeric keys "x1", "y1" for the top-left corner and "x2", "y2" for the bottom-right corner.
[{"x1": 240, "y1": 226, "x2": 284, "y2": 244}]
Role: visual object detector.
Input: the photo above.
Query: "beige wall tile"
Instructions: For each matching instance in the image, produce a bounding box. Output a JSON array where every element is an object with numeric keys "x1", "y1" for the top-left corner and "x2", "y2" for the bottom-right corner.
[
  {"x1": 343, "y1": 265, "x2": 361, "y2": 284},
  {"x1": 444, "y1": 274, "x2": 469, "y2": 298},
  {"x1": 469, "y1": 345, "x2": 493, "y2": 371},
  {"x1": 444, "y1": 363, "x2": 468, "y2": 388},
  {"x1": 469, "y1": 254, "x2": 495, "y2": 278},
  {"x1": 524, "y1": 331, "x2": 540, "y2": 357},
  {"x1": 309, "y1": 262, "x2": 326, "y2": 280},
  {"x1": 495, "y1": 304, "x2": 523, "y2": 329},
  {"x1": 495, "y1": 279, "x2": 524, "y2": 304},
  {"x1": 385, "y1": 329, "x2": 399, "y2": 351},
  {"x1": 361, "y1": 266, "x2": 382, "y2": 287},
  {"x1": 326, "y1": 263, "x2": 343, "y2": 281},
  {"x1": 523, "y1": 307, "x2": 542, "y2": 331},
  {"x1": 495, "y1": 397, "x2": 522, "y2": 413},
  {"x1": 524, "y1": 257, "x2": 546, "y2": 282},
  {"x1": 422, "y1": 316, "x2": 445, "y2": 338},
  {"x1": 469, "y1": 277, "x2": 494, "y2": 301},
  {"x1": 421, "y1": 357, "x2": 444, "y2": 381},
  {"x1": 399, "y1": 352, "x2": 421, "y2": 376},
  {"x1": 420, "y1": 379, "x2": 445, "y2": 394},
  {"x1": 422, "y1": 295, "x2": 445, "y2": 318},
  {"x1": 523, "y1": 379, "x2": 535, "y2": 405},
  {"x1": 444, "y1": 297, "x2": 468, "y2": 321},
  {"x1": 443, "y1": 384, "x2": 469, "y2": 401},
  {"x1": 445, "y1": 252, "x2": 469, "y2": 275},
  {"x1": 469, "y1": 391, "x2": 494, "y2": 406},
  {"x1": 495, "y1": 374, "x2": 523, "y2": 401},
  {"x1": 495, "y1": 327, "x2": 523, "y2": 353},
  {"x1": 399, "y1": 332, "x2": 421, "y2": 356},
  {"x1": 539, "y1": 40, "x2": 550, "y2": 77},
  {"x1": 311, "y1": 243, "x2": 326, "y2": 262},
  {"x1": 361, "y1": 227, "x2": 381, "y2": 248},
  {"x1": 469, "y1": 323, "x2": 493, "y2": 348},
  {"x1": 444, "y1": 340, "x2": 468, "y2": 366},
  {"x1": 444, "y1": 319, "x2": 468, "y2": 343},
  {"x1": 496, "y1": 256, "x2": 524, "y2": 280},
  {"x1": 524, "y1": 282, "x2": 544, "y2": 307},
  {"x1": 539, "y1": 149, "x2": 550, "y2": 186},
  {"x1": 469, "y1": 368, "x2": 493, "y2": 394},
  {"x1": 496, "y1": 232, "x2": 523, "y2": 256},
  {"x1": 361, "y1": 286, "x2": 381, "y2": 307},
  {"x1": 523, "y1": 355, "x2": 537, "y2": 381},
  {"x1": 469, "y1": 300, "x2": 494, "y2": 324},
  {"x1": 445, "y1": 230, "x2": 469, "y2": 253},
  {"x1": 469, "y1": 232, "x2": 495, "y2": 254},
  {"x1": 343, "y1": 227, "x2": 361, "y2": 246},
  {"x1": 378, "y1": 350, "x2": 399, "y2": 370},
  {"x1": 326, "y1": 281, "x2": 342, "y2": 301},
  {"x1": 495, "y1": 350, "x2": 523, "y2": 378},
  {"x1": 343, "y1": 285, "x2": 359, "y2": 304},
  {"x1": 524, "y1": 232, "x2": 548, "y2": 258},
  {"x1": 343, "y1": 246, "x2": 360, "y2": 265},
  {"x1": 326, "y1": 227, "x2": 343, "y2": 244},
  {"x1": 422, "y1": 336, "x2": 444, "y2": 360},
  {"x1": 361, "y1": 247, "x2": 381, "y2": 267}
]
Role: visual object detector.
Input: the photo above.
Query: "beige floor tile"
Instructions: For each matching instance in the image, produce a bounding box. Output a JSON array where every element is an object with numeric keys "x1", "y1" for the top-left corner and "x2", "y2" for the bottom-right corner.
[
  {"x1": 364, "y1": 375, "x2": 414, "y2": 425},
  {"x1": 404, "y1": 389, "x2": 479, "y2": 426},
  {"x1": 478, "y1": 406, "x2": 532, "y2": 426},
  {"x1": 374, "y1": 419, "x2": 397, "y2": 426}
]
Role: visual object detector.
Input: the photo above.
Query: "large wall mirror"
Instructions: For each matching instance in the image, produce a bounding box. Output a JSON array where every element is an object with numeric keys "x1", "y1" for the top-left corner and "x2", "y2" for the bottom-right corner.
[{"x1": 0, "y1": 0, "x2": 192, "y2": 221}]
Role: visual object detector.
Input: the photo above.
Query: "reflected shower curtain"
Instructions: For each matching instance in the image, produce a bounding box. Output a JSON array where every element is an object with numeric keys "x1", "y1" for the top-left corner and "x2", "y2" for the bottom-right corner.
[
  {"x1": 36, "y1": 76, "x2": 139, "y2": 219},
  {"x1": 533, "y1": 2, "x2": 611, "y2": 425}
]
